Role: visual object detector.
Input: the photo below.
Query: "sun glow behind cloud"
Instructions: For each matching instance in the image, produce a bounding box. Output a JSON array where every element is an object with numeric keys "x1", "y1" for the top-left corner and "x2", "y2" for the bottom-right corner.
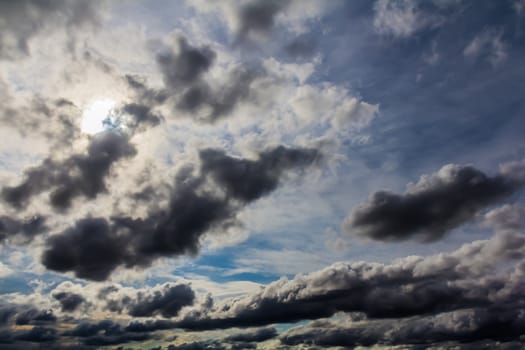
[{"x1": 80, "y1": 98, "x2": 116, "y2": 135}]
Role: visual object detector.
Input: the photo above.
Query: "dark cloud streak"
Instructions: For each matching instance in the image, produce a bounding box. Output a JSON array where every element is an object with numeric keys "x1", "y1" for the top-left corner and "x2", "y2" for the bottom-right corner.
[{"x1": 345, "y1": 164, "x2": 524, "y2": 242}]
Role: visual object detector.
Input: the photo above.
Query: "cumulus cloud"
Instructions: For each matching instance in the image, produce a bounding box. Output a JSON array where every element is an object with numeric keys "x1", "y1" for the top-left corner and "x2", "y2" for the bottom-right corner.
[
  {"x1": 41, "y1": 145, "x2": 320, "y2": 280},
  {"x1": 280, "y1": 307, "x2": 525, "y2": 348},
  {"x1": 0, "y1": 302, "x2": 56, "y2": 328},
  {"x1": 171, "y1": 228, "x2": 525, "y2": 330},
  {"x1": 0, "y1": 215, "x2": 46, "y2": 243},
  {"x1": 127, "y1": 283, "x2": 195, "y2": 318},
  {"x1": 344, "y1": 163, "x2": 523, "y2": 242},
  {"x1": 1, "y1": 131, "x2": 136, "y2": 212},
  {"x1": 52, "y1": 292, "x2": 85, "y2": 313},
  {"x1": 154, "y1": 35, "x2": 261, "y2": 123},
  {"x1": 64, "y1": 319, "x2": 150, "y2": 347},
  {"x1": 226, "y1": 326, "x2": 278, "y2": 343}
]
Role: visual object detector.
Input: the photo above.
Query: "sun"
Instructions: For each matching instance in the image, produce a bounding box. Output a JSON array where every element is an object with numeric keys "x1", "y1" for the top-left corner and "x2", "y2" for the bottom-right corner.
[{"x1": 80, "y1": 98, "x2": 116, "y2": 135}]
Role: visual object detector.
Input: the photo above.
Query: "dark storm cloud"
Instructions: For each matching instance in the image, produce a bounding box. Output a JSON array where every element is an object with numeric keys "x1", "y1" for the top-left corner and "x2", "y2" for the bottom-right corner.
[
  {"x1": 65, "y1": 320, "x2": 150, "y2": 347},
  {"x1": 124, "y1": 320, "x2": 176, "y2": 333},
  {"x1": 172, "y1": 230, "x2": 525, "y2": 330},
  {"x1": 0, "y1": 303, "x2": 55, "y2": 327},
  {"x1": 14, "y1": 326, "x2": 58, "y2": 343},
  {"x1": 0, "y1": 215, "x2": 46, "y2": 243},
  {"x1": 41, "y1": 145, "x2": 319, "y2": 280},
  {"x1": 15, "y1": 309, "x2": 56, "y2": 325},
  {"x1": 0, "y1": 0, "x2": 100, "y2": 59},
  {"x1": 237, "y1": 0, "x2": 291, "y2": 39},
  {"x1": 0, "y1": 305, "x2": 17, "y2": 326},
  {"x1": 226, "y1": 327, "x2": 278, "y2": 343},
  {"x1": 280, "y1": 304, "x2": 525, "y2": 348},
  {"x1": 2, "y1": 131, "x2": 136, "y2": 211},
  {"x1": 166, "y1": 341, "x2": 228, "y2": 350},
  {"x1": 128, "y1": 284, "x2": 195, "y2": 318},
  {"x1": 42, "y1": 218, "x2": 129, "y2": 281},
  {"x1": 53, "y1": 292, "x2": 85, "y2": 312},
  {"x1": 344, "y1": 164, "x2": 524, "y2": 242}
]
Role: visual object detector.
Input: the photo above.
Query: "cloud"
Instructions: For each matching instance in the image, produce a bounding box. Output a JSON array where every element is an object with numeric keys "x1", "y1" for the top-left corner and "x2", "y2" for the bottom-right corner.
[
  {"x1": 0, "y1": 262, "x2": 13, "y2": 278},
  {"x1": 199, "y1": 146, "x2": 320, "y2": 202},
  {"x1": 2, "y1": 131, "x2": 136, "y2": 212},
  {"x1": 0, "y1": 302, "x2": 56, "y2": 329},
  {"x1": 41, "y1": 145, "x2": 320, "y2": 280},
  {"x1": 157, "y1": 36, "x2": 216, "y2": 89},
  {"x1": 236, "y1": 0, "x2": 290, "y2": 41},
  {"x1": 15, "y1": 309, "x2": 56, "y2": 326},
  {"x1": 0, "y1": 0, "x2": 100, "y2": 59},
  {"x1": 172, "y1": 228, "x2": 525, "y2": 330},
  {"x1": 0, "y1": 215, "x2": 46, "y2": 243},
  {"x1": 0, "y1": 96, "x2": 82, "y2": 150},
  {"x1": 344, "y1": 163, "x2": 523, "y2": 242},
  {"x1": 13, "y1": 326, "x2": 58, "y2": 343},
  {"x1": 464, "y1": 28, "x2": 508, "y2": 67},
  {"x1": 150, "y1": 35, "x2": 263, "y2": 123},
  {"x1": 373, "y1": 0, "x2": 444, "y2": 38},
  {"x1": 127, "y1": 283, "x2": 195, "y2": 318},
  {"x1": 283, "y1": 35, "x2": 317, "y2": 58},
  {"x1": 483, "y1": 204, "x2": 525, "y2": 231},
  {"x1": 64, "y1": 319, "x2": 150, "y2": 347},
  {"x1": 226, "y1": 327, "x2": 278, "y2": 343},
  {"x1": 41, "y1": 218, "x2": 130, "y2": 281},
  {"x1": 280, "y1": 307, "x2": 525, "y2": 348},
  {"x1": 52, "y1": 292, "x2": 85, "y2": 313}
]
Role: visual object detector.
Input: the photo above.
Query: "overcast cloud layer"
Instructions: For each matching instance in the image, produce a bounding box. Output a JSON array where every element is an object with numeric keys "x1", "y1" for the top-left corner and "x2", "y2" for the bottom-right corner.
[{"x1": 1, "y1": 0, "x2": 525, "y2": 349}]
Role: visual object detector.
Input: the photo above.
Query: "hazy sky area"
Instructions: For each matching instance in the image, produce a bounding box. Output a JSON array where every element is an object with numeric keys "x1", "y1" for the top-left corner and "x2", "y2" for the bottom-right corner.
[{"x1": 1, "y1": 0, "x2": 525, "y2": 349}]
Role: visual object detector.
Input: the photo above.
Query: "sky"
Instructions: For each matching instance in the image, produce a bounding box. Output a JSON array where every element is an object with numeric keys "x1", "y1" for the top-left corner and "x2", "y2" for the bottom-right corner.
[{"x1": 1, "y1": 0, "x2": 525, "y2": 349}]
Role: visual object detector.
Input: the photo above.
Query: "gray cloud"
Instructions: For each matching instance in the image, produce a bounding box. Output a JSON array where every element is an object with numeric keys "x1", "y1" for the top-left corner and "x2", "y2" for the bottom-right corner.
[
  {"x1": 64, "y1": 320, "x2": 150, "y2": 347},
  {"x1": 41, "y1": 145, "x2": 319, "y2": 280},
  {"x1": 157, "y1": 37, "x2": 216, "y2": 89},
  {"x1": 178, "y1": 68, "x2": 259, "y2": 123},
  {"x1": 344, "y1": 163, "x2": 523, "y2": 242},
  {"x1": 172, "y1": 229, "x2": 525, "y2": 330},
  {"x1": 15, "y1": 309, "x2": 56, "y2": 326},
  {"x1": 2, "y1": 131, "x2": 136, "y2": 212},
  {"x1": 13, "y1": 326, "x2": 58, "y2": 343},
  {"x1": 0, "y1": 215, "x2": 46, "y2": 243},
  {"x1": 284, "y1": 35, "x2": 317, "y2": 59},
  {"x1": 53, "y1": 292, "x2": 85, "y2": 313},
  {"x1": 0, "y1": 0, "x2": 100, "y2": 59},
  {"x1": 119, "y1": 103, "x2": 163, "y2": 130},
  {"x1": 200, "y1": 146, "x2": 320, "y2": 202},
  {"x1": 42, "y1": 218, "x2": 130, "y2": 281},
  {"x1": 237, "y1": 0, "x2": 291, "y2": 41},
  {"x1": 0, "y1": 97, "x2": 81, "y2": 149},
  {"x1": 226, "y1": 327, "x2": 278, "y2": 343},
  {"x1": 153, "y1": 35, "x2": 262, "y2": 123},
  {"x1": 280, "y1": 305, "x2": 525, "y2": 348},
  {"x1": 128, "y1": 284, "x2": 195, "y2": 318}
]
